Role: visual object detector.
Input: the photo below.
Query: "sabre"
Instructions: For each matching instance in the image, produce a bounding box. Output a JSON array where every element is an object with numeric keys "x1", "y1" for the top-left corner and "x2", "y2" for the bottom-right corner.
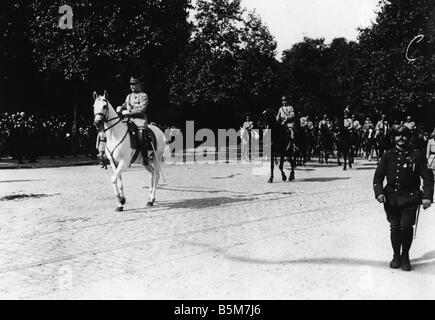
[
  {"x1": 150, "y1": 140, "x2": 167, "y2": 184},
  {"x1": 414, "y1": 203, "x2": 422, "y2": 240},
  {"x1": 406, "y1": 34, "x2": 424, "y2": 62}
]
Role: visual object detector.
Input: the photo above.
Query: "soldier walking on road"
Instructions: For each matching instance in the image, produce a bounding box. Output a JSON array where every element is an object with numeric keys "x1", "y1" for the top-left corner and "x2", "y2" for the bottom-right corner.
[{"x1": 373, "y1": 125, "x2": 434, "y2": 271}]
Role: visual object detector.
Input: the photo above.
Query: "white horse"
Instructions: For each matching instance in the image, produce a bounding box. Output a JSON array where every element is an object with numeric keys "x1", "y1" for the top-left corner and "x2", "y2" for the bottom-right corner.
[{"x1": 93, "y1": 91, "x2": 166, "y2": 211}]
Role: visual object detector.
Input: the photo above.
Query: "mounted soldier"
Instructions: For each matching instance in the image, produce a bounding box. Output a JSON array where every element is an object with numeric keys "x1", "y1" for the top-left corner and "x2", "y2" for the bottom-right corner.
[
  {"x1": 116, "y1": 76, "x2": 151, "y2": 165},
  {"x1": 276, "y1": 96, "x2": 296, "y2": 139},
  {"x1": 375, "y1": 114, "x2": 390, "y2": 138},
  {"x1": 343, "y1": 108, "x2": 353, "y2": 130}
]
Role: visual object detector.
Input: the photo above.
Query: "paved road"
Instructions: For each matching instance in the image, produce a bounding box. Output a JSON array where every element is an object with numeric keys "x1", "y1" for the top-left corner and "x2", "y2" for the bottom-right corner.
[{"x1": 1, "y1": 159, "x2": 435, "y2": 299}]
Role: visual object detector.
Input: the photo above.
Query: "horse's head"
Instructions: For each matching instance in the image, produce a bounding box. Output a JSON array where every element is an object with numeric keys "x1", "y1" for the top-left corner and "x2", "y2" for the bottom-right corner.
[{"x1": 93, "y1": 90, "x2": 110, "y2": 130}]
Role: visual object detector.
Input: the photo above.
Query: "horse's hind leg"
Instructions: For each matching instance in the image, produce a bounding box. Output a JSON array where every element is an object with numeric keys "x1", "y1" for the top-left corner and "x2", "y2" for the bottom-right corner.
[
  {"x1": 145, "y1": 162, "x2": 159, "y2": 206},
  {"x1": 279, "y1": 155, "x2": 287, "y2": 181}
]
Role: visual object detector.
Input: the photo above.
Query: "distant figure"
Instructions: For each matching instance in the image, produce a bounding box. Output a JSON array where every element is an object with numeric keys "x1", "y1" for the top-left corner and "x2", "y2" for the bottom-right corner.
[
  {"x1": 427, "y1": 129, "x2": 435, "y2": 172},
  {"x1": 241, "y1": 115, "x2": 254, "y2": 161},
  {"x1": 343, "y1": 109, "x2": 353, "y2": 130},
  {"x1": 375, "y1": 114, "x2": 390, "y2": 138},
  {"x1": 404, "y1": 115, "x2": 416, "y2": 131},
  {"x1": 96, "y1": 131, "x2": 108, "y2": 169}
]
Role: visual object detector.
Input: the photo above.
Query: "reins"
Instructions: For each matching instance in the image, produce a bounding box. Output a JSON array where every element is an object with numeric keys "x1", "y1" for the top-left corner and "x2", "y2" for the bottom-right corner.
[{"x1": 95, "y1": 99, "x2": 129, "y2": 166}]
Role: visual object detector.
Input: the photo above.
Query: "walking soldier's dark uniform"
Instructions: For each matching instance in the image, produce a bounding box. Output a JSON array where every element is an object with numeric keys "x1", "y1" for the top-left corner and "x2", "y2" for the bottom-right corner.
[{"x1": 373, "y1": 125, "x2": 434, "y2": 271}]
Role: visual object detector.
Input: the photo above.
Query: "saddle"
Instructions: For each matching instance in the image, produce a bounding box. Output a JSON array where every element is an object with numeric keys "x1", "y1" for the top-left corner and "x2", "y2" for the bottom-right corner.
[{"x1": 126, "y1": 122, "x2": 157, "y2": 154}]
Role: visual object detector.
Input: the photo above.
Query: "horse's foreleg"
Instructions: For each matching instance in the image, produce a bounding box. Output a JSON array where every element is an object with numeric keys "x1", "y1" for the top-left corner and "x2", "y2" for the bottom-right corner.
[
  {"x1": 268, "y1": 153, "x2": 274, "y2": 183},
  {"x1": 111, "y1": 160, "x2": 128, "y2": 211},
  {"x1": 343, "y1": 151, "x2": 347, "y2": 171},
  {"x1": 289, "y1": 157, "x2": 295, "y2": 182},
  {"x1": 116, "y1": 176, "x2": 126, "y2": 205}
]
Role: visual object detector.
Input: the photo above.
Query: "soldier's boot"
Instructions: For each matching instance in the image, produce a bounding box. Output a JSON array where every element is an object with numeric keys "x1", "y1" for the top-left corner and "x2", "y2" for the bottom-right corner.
[
  {"x1": 389, "y1": 227, "x2": 402, "y2": 269},
  {"x1": 137, "y1": 129, "x2": 149, "y2": 166},
  {"x1": 400, "y1": 227, "x2": 413, "y2": 271}
]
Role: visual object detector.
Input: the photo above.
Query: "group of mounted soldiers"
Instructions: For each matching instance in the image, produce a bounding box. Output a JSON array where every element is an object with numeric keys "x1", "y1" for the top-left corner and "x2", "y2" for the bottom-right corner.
[{"x1": 244, "y1": 97, "x2": 435, "y2": 168}]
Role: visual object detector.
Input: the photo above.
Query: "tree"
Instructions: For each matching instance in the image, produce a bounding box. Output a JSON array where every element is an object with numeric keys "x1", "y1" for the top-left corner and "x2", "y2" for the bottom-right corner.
[
  {"x1": 1, "y1": 0, "x2": 192, "y2": 121},
  {"x1": 357, "y1": 0, "x2": 435, "y2": 127},
  {"x1": 169, "y1": 0, "x2": 280, "y2": 128}
]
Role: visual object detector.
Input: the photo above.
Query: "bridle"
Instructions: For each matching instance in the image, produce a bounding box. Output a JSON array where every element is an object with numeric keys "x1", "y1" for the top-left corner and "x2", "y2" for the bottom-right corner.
[
  {"x1": 94, "y1": 98, "x2": 122, "y2": 132},
  {"x1": 94, "y1": 97, "x2": 129, "y2": 165}
]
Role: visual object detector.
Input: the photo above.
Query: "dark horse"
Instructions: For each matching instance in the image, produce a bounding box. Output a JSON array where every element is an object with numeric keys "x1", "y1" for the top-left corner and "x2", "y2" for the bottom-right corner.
[
  {"x1": 294, "y1": 123, "x2": 310, "y2": 166},
  {"x1": 261, "y1": 109, "x2": 297, "y2": 183},
  {"x1": 375, "y1": 129, "x2": 391, "y2": 161},
  {"x1": 334, "y1": 124, "x2": 355, "y2": 170},
  {"x1": 318, "y1": 123, "x2": 334, "y2": 164}
]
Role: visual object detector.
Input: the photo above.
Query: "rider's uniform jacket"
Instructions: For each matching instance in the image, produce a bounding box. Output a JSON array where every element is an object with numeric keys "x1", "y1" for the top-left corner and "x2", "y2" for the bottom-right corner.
[
  {"x1": 352, "y1": 120, "x2": 361, "y2": 129},
  {"x1": 375, "y1": 120, "x2": 390, "y2": 136},
  {"x1": 363, "y1": 121, "x2": 372, "y2": 132},
  {"x1": 125, "y1": 92, "x2": 148, "y2": 118},
  {"x1": 243, "y1": 120, "x2": 254, "y2": 130},
  {"x1": 373, "y1": 147, "x2": 434, "y2": 206},
  {"x1": 307, "y1": 121, "x2": 314, "y2": 130},
  {"x1": 123, "y1": 91, "x2": 149, "y2": 128},
  {"x1": 318, "y1": 120, "x2": 330, "y2": 130},
  {"x1": 404, "y1": 121, "x2": 416, "y2": 131},
  {"x1": 344, "y1": 117, "x2": 353, "y2": 129},
  {"x1": 276, "y1": 106, "x2": 295, "y2": 125}
]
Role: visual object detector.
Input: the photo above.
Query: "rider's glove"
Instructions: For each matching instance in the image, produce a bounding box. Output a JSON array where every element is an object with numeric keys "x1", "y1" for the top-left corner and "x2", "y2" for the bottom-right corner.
[
  {"x1": 116, "y1": 106, "x2": 123, "y2": 113},
  {"x1": 121, "y1": 110, "x2": 130, "y2": 116}
]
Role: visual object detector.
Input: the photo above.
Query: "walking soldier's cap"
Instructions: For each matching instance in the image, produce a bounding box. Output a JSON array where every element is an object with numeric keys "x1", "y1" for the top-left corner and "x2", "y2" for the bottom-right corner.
[{"x1": 130, "y1": 76, "x2": 141, "y2": 84}]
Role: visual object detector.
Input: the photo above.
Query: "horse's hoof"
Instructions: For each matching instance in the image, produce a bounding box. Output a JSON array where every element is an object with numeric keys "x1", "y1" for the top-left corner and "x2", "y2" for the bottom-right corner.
[
  {"x1": 281, "y1": 175, "x2": 287, "y2": 182},
  {"x1": 120, "y1": 197, "x2": 126, "y2": 205},
  {"x1": 115, "y1": 206, "x2": 123, "y2": 212},
  {"x1": 268, "y1": 178, "x2": 273, "y2": 184},
  {"x1": 343, "y1": 167, "x2": 347, "y2": 171},
  {"x1": 146, "y1": 201, "x2": 154, "y2": 207}
]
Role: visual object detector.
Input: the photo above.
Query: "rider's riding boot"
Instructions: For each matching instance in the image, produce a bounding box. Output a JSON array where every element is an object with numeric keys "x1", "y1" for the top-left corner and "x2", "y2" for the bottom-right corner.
[{"x1": 138, "y1": 129, "x2": 149, "y2": 166}]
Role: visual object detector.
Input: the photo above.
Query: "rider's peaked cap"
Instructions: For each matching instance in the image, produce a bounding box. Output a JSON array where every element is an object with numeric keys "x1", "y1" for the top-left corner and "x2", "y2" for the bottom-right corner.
[
  {"x1": 393, "y1": 125, "x2": 411, "y2": 137},
  {"x1": 130, "y1": 76, "x2": 141, "y2": 84}
]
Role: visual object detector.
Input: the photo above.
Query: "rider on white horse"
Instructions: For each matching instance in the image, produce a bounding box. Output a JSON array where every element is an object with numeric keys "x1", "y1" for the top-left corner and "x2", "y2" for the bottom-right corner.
[{"x1": 116, "y1": 76, "x2": 150, "y2": 165}]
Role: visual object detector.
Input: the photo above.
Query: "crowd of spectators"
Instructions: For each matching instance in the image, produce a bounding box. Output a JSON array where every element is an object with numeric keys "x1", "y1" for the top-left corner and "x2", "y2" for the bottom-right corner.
[{"x1": 0, "y1": 112, "x2": 97, "y2": 163}]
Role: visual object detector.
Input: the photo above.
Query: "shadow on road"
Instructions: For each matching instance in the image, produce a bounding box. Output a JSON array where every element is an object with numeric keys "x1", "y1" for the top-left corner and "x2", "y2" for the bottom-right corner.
[
  {"x1": 298, "y1": 177, "x2": 350, "y2": 183},
  {"x1": 188, "y1": 242, "x2": 435, "y2": 273},
  {"x1": 157, "y1": 185, "x2": 244, "y2": 195},
  {"x1": 157, "y1": 196, "x2": 259, "y2": 210},
  {"x1": 0, "y1": 179, "x2": 46, "y2": 184},
  {"x1": 210, "y1": 174, "x2": 242, "y2": 180}
]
